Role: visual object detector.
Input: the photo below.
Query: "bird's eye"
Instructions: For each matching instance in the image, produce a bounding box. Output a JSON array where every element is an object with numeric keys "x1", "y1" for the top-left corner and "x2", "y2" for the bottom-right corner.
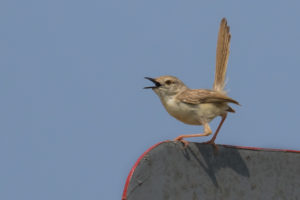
[{"x1": 165, "y1": 80, "x2": 172, "y2": 85}]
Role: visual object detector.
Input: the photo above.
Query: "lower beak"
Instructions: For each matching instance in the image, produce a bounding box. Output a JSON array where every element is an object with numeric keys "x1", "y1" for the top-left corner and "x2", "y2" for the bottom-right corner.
[{"x1": 144, "y1": 77, "x2": 161, "y2": 89}]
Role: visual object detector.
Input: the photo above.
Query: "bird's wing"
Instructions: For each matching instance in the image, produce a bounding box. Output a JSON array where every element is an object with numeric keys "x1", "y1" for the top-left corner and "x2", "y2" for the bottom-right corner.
[{"x1": 177, "y1": 89, "x2": 239, "y2": 105}]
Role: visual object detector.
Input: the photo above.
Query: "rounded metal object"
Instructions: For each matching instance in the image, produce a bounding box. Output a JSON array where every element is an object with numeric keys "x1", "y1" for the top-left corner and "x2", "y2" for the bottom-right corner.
[{"x1": 123, "y1": 141, "x2": 300, "y2": 200}]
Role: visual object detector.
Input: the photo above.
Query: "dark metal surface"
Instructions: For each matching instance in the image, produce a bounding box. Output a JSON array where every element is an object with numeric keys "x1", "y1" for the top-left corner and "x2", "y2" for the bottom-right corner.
[{"x1": 123, "y1": 141, "x2": 300, "y2": 200}]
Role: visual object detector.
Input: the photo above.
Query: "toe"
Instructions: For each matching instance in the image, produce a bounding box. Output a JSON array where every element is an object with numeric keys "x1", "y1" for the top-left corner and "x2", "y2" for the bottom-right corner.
[{"x1": 174, "y1": 136, "x2": 183, "y2": 141}]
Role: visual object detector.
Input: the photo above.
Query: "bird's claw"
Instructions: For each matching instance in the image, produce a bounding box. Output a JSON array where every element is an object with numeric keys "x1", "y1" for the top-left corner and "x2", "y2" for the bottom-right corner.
[
  {"x1": 203, "y1": 140, "x2": 219, "y2": 152},
  {"x1": 174, "y1": 137, "x2": 189, "y2": 148}
]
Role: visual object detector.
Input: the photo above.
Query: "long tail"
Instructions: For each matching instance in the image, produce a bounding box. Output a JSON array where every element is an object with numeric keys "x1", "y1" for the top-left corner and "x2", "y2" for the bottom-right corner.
[{"x1": 213, "y1": 18, "x2": 231, "y2": 93}]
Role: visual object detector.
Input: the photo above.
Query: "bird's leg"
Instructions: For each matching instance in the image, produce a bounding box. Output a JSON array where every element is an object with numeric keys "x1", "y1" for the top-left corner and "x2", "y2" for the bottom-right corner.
[
  {"x1": 174, "y1": 122, "x2": 212, "y2": 147},
  {"x1": 204, "y1": 113, "x2": 227, "y2": 145}
]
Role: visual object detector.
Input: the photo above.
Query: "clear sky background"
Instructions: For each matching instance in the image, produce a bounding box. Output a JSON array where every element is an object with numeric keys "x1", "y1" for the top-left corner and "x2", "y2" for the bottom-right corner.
[{"x1": 1, "y1": 0, "x2": 300, "y2": 200}]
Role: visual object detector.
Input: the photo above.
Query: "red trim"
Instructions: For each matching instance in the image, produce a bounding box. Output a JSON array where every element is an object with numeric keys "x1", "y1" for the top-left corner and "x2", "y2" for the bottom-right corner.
[
  {"x1": 221, "y1": 144, "x2": 300, "y2": 153},
  {"x1": 121, "y1": 141, "x2": 168, "y2": 200},
  {"x1": 122, "y1": 141, "x2": 300, "y2": 199}
]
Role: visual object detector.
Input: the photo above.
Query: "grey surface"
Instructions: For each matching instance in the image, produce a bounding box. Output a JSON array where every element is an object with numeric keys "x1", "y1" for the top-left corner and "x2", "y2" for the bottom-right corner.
[{"x1": 125, "y1": 142, "x2": 300, "y2": 200}]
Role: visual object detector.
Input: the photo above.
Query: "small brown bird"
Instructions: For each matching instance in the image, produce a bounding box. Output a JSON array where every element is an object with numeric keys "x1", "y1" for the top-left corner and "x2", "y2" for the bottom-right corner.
[{"x1": 144, "y1": 18, "x2": 239, "y2": 146}]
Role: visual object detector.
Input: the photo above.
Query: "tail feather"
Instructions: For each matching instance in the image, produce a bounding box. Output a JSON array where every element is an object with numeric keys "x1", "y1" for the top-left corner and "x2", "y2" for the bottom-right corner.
[{"x1": 213, "y1": 18, "x2": 231, "y2": 93}]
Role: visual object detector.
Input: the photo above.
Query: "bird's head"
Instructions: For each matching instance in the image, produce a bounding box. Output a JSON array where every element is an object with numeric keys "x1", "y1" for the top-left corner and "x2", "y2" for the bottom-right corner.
[{"x1": 144, "y1": 76, "x2": 188, "y2": 98}]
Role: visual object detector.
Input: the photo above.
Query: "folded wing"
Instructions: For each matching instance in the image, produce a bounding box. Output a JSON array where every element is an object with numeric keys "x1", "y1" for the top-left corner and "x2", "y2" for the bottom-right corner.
[{"x1": 177, "y1": 89, "x2": 239, "y2": 105}]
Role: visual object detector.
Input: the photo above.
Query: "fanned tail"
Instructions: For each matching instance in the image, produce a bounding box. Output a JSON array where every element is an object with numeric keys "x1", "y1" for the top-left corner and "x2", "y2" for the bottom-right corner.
[{"x1": 213, "y1": 18, "x2": 231, "y2": 93}]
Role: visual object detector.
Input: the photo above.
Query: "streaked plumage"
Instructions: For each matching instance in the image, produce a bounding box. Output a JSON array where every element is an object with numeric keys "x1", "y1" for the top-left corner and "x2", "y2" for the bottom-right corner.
[
  {"x1": 177, "y1": 89, "x2": 239, "y2": 105},
  {"x1": 144, "y1": 18, "x2": 238, "y2": 146}
]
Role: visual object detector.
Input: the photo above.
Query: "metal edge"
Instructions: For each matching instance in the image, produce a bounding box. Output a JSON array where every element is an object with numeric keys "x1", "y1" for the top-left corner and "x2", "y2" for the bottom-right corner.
[
  {"x1": 220, "y1": 144, "x2": 300, "y2": 153},
  {"x1": 122, "y1": 141, "x2": 300, "y2": 199},
  {"x1": 121, "y1": 141, "x2": 169, "y2": 200}
]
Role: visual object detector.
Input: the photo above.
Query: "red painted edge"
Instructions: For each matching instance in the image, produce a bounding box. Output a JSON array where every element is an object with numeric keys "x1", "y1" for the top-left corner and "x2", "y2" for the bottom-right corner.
[
  {"x1": 121, "y1": 141, "x2": 168, "y2": 200},
  {"x1": 220, "y1": 144, "x2": 300, "y2": 153},
  {"x1": 121, "y1": 141, "x2": 300, "y2": 199}
]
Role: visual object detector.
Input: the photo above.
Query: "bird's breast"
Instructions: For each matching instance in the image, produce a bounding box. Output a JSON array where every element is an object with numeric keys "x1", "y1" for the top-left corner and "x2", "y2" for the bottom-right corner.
[
  {"x1": 161, "y1": 98, "x2": 201, "y2": 125},
  {"x1": 161, "y1": 97, "x2": 226, "y2": 125}
]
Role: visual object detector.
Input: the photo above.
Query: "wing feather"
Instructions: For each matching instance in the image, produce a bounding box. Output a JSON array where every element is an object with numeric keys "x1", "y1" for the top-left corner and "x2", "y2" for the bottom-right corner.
[{"x1": 177, "y1": 89, "x2": 239, "y2": 105}]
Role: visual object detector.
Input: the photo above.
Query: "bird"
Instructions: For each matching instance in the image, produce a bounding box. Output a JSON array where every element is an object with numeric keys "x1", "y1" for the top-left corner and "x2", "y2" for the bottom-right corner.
[{"x1": 144, "y1": 18, "x2": 239, "y2": 146}]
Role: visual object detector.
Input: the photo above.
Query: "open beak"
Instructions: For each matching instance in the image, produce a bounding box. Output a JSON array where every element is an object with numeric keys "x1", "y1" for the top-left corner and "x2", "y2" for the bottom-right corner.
[{"x1": 144, "y1": 77, "x2": 161, "y2": 89}]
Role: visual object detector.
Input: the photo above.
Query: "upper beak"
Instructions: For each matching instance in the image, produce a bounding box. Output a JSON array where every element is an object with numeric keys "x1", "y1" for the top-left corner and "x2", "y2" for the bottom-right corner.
[{"x1": 144, "y1": 77, "x2": 161, "y2": 89}]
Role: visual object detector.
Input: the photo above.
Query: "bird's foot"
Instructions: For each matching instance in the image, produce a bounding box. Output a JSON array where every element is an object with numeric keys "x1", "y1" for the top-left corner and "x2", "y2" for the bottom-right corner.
[
  {"x1": 173, "y1": 136, "x2": 189, "y2": 148},
  {"x1": 203, "y1": 139, "x2": 215, "y2": 145},
  {"x1": 203, "y1": 140, "x2": 219, "y2": 153}
]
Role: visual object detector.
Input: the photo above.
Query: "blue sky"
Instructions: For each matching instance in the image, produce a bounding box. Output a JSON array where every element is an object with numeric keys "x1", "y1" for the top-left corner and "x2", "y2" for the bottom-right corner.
[{"x1": 1, "y1": 0, "x2": 300, "y2": 199}]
